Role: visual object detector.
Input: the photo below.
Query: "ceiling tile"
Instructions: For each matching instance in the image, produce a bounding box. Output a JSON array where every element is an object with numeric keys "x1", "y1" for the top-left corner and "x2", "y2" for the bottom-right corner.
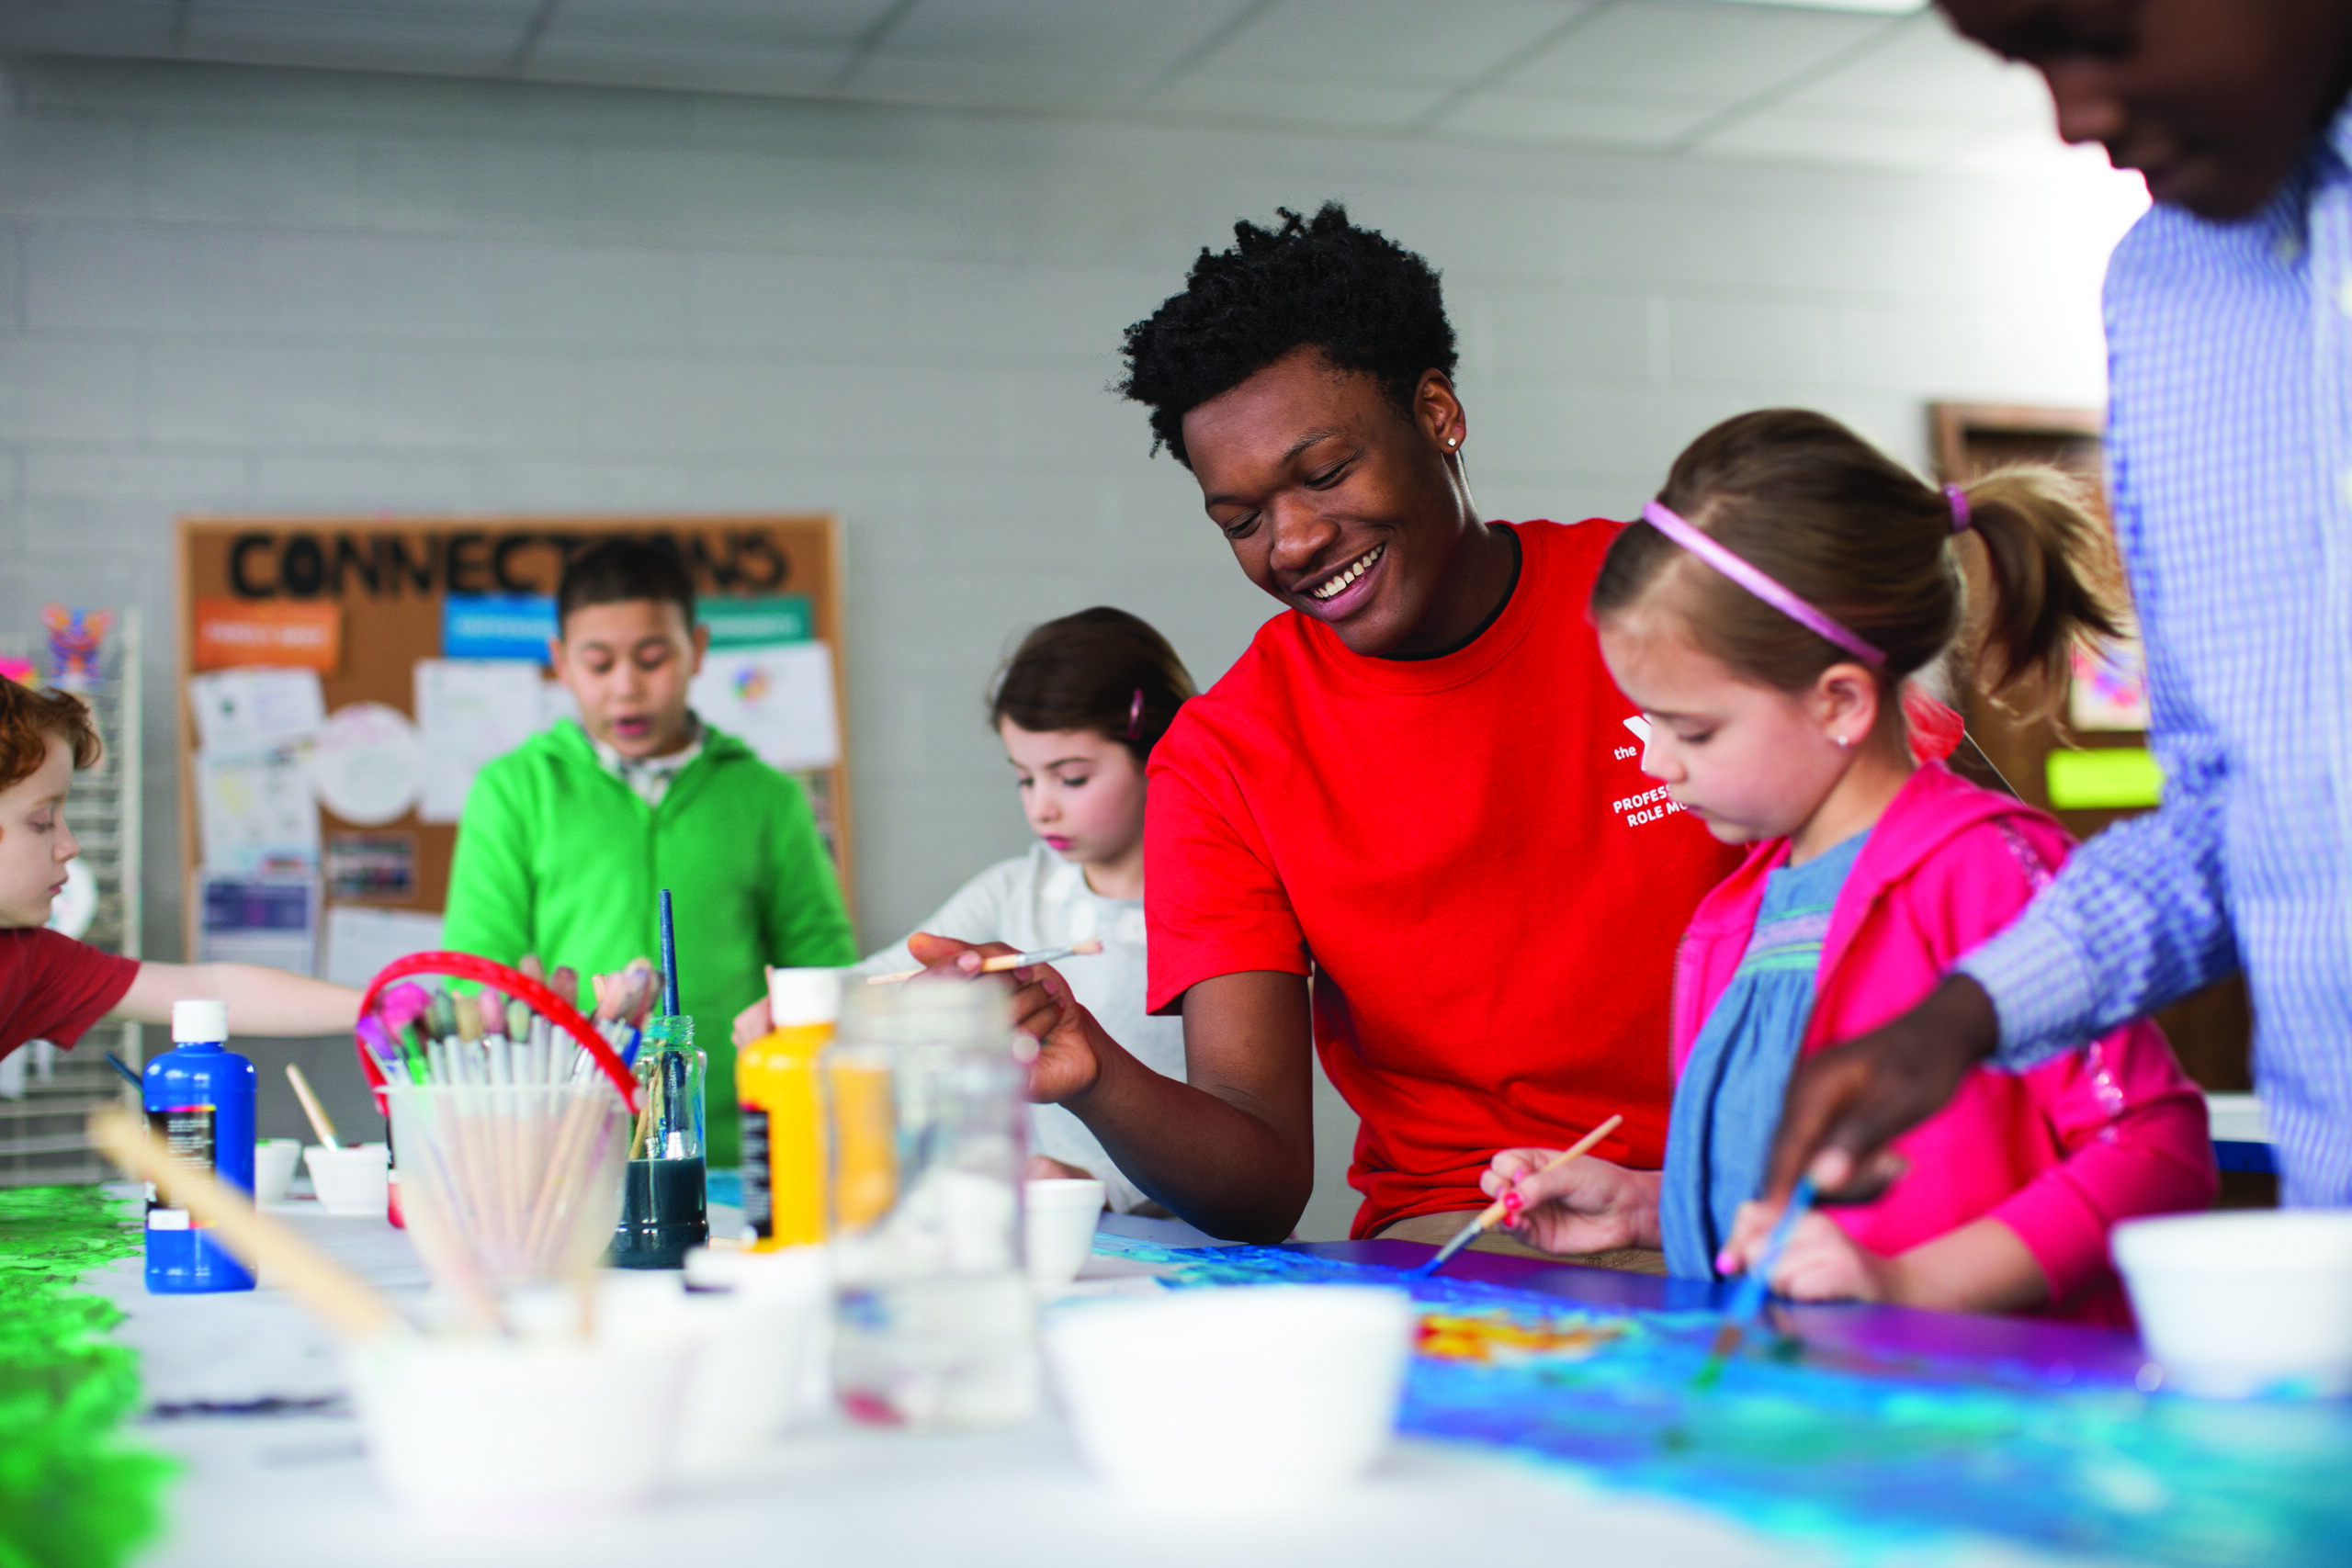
[
  {"x1": 1773, "y1": 9, "x2": 2046, "y2": 119},
  {"x1": 0, "y1": 0, "x2": 181, "y2": 56},
  {"x1": 1436, "y1": 85, "x2": 1725, "y2": 150},
  {"x1": 182, "y1": 4, "x2": 538, "y2": 76},
  {"x1": 544, "y1": 0, "x2": 898, "y2": 50},
  {"x1": 524, "y1": 36, "x2": 850, "y2": 97},
  {"x1": 846, "y1": 0, "x2": 1257, "y2": 108},
  {"x1": 1186, "y1": 0, "x2": 1594, "y2": 87},
  {"x1": 1504, "y1": 0, "x2": 1891, "y2": 100}
]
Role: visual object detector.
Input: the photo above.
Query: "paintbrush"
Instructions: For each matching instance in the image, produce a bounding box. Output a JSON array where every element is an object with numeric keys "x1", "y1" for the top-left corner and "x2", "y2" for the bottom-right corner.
[
  {"x1": 864, "y1": 938, "x2": 1106, "y2": 987},
  {"x1": 285, "y1": 1063, "x2": 341, "y2": 1148},
  {"x1": 89, "y1": 1103, "x2": 401, "y2": 1341},
  {"x1": 658, "y1": 888, "x2": 681, "y2": 1018},
  {"x1": 1405, "y1": 1113, "x2": 1625, "y2": 1280},
  {"x1": 103, "y1": 1052, "x2": 141, "y2": 1089},
  {"x1": 1691, "y1": 1174, "x2": 1818, "y2": 1390}
]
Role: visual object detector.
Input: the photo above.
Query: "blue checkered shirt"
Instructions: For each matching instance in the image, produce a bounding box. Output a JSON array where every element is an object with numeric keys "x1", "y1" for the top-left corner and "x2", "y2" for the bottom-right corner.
[{"x1": 1957, "y1": 108, "x2": 2352, "y2": 1206}]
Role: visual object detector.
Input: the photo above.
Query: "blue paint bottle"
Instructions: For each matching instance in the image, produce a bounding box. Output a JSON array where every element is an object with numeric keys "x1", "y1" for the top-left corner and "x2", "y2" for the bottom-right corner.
[{"x1": 143, "y1": 998, "x2": 256, "y2": 1294}]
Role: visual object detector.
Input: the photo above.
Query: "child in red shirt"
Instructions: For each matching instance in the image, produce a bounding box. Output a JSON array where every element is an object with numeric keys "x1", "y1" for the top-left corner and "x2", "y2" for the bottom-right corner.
[{"x1": 0, "y1": 679, "x2": 361, "y2": 1062}]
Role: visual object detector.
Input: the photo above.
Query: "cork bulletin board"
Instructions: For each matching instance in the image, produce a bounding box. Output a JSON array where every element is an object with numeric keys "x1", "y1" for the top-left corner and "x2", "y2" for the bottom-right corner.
[{"x1": 174, "y1": 515, "x2": 853, "y2": 958}]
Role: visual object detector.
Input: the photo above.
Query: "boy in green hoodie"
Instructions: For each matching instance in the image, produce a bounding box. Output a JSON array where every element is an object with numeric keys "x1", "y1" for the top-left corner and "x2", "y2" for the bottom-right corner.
[{"x1": 443, "y1": 538, "x2": 856, "y2": 1168}]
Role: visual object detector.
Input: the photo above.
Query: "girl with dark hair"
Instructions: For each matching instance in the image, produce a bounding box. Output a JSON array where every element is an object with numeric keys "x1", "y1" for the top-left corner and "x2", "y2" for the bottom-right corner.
[
  {"x1": 734, "y1": 607, "x2": 1196, "y2": 1213},
  {"x1": 1486, "y1": 410, "x2": 2213, "y2": 1323}
]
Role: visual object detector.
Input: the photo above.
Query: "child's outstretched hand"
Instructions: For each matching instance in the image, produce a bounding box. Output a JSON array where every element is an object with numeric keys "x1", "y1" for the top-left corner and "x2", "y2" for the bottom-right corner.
[
  {"x1": 1721, "y1": 1203, "x2": 1894, "y2": 1303},
  {"x1": 1480, "y1": 1149, "x2": 1661, "y2": 1258}
]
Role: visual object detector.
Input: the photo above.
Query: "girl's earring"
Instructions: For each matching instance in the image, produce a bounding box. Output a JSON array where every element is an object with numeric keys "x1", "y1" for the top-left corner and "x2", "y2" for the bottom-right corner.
[
  {"x1": 1833, "y1": 734, "x2": 1854, "y2": 750},
  {"x1": 1447, "y1": 435, "x2": 1460, "y2": 447}
]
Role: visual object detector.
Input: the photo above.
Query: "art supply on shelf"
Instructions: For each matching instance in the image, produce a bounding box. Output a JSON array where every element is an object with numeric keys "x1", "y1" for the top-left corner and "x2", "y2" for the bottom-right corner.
[
  {"x1": 1693, "y1": 1174, "x2": 1818, "y2": 1391},
  {"x1": 738, "y1": 967, "x2": 841, "y2": 1252},
  {"x1": 611, "y1": 1012, "x2": 708, "y2": 1269},
  {"x1": 140, "y1": 999, "x2": 258, "y2": 1295},
  {"x1": 91, "y1": 1102, "x2": 396, "y2": 1338},
  {"x1": 285, "y1": 1061, "x2": 341, "y2": 1148},
  {"x1": 863, "y1": 937, "x2": 1104, "y2": 987},
  {"x1": 827, "y1": 977, "x2": 1038, "y2": 1427},
  {"x1": 1406, "y1": 1113, "x2": 1625, "y2": 1280}
]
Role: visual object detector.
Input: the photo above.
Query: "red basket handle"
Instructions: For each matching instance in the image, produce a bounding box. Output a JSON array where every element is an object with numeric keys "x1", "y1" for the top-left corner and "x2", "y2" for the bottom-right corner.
[{"x1": 357, "y1": 951, "x2": 640, "y2": 1112}]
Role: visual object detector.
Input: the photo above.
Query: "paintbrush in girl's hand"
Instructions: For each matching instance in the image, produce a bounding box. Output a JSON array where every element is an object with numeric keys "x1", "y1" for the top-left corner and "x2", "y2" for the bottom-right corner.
[
  {"x1": 1691, "y1": 1174, "x2": 1818, "y2": 1391},
  {"x1": 865, "y1": 938, "x2": 1105, "y2": 987},
  {"x1": 1405, "y1": 1113, "x2": 1625, "y2": 1280}
]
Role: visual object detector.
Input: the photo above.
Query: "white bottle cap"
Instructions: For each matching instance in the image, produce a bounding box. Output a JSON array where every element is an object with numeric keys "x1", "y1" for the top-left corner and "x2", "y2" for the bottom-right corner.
[
  {"x1": 172, "y1": 998, "x2": 229, "y2": 1043},
  {"x1": 766, "y1": 967, "x2": 841, "y2": 1028}
]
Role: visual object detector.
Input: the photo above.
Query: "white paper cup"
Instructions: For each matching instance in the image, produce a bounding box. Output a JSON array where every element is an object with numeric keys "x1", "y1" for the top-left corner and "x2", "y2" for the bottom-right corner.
[
  {"x1": 2115, "y1": 1210, "x2": 2352, "y2": 1397},
  {"x1": 254, "y1": 1137, "x2": 301, "y2": 1204},
  {"x1": 1025, "y1": 1178, "x2": 1106, "y2": 1291},
  {"x1": 304, "y1": 1143, "x2": 390, "y2": 1217},
  {"x1": 348, "y1": 1327, "x2": 692, "y2": 1532},
  {"x1": 1046, "y1": 1284, "x2": 1413, "y2": 1508}
]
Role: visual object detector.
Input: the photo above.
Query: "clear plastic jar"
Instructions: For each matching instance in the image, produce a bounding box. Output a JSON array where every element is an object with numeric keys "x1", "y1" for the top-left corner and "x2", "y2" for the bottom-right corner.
[
  {"x1": 824, "y1": 977, "x2": 1036, "y2": 1427},
  {"x1": 610, "y1": 1014, "x2": 708, "y2": 1270}
]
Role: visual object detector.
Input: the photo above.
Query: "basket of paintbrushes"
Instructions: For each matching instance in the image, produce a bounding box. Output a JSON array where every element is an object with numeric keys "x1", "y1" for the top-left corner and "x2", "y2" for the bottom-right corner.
[{"x1": 356, "y1": 953, "x2": 650, "y2": 1311}]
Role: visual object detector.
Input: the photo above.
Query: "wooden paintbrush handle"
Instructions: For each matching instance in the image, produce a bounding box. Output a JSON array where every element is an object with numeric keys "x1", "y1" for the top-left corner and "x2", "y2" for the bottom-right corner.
[
  {"x1": 89, "y1": 1104, "x2": 397, "y2": 1342},
  {"x1": 1474, "y1": 1112, "x2": 1626, "y2": 1231},
  {"x1": 285, "y1": 1062, "x2": 340, "y2": 1148}
]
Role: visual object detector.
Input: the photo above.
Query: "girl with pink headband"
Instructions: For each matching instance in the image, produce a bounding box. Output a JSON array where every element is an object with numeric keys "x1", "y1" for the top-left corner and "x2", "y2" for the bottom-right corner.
[{"x1": 1477, "y1": 408, "x2": 2213, "y2": 1324}]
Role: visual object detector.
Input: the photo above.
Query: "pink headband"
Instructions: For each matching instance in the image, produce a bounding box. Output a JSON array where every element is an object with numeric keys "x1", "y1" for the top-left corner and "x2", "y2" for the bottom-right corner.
[
  {"x1": 1125, "y1": 688, "x2": 1144, "y2": 740},
  {"x1": 1639, "y1": 500, "x2": 1886, "y2": 667}
]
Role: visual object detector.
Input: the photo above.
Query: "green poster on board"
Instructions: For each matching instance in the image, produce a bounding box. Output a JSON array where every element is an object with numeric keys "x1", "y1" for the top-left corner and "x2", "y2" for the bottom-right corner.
[{"x1": 702, "y1": 595, "x2": 813, "y2": 649}]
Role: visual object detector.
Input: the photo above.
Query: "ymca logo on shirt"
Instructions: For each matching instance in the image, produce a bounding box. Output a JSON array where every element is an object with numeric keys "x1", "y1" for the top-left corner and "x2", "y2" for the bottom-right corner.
[{"x1": 1608, "y1": 716, "x2": 1686, "y2": 830}]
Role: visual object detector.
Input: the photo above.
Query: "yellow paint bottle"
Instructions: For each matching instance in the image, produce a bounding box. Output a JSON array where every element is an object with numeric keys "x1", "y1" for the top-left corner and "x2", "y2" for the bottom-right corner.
[{"x1": 738, "y1": 967, "x2": 840, "y2": 1251}]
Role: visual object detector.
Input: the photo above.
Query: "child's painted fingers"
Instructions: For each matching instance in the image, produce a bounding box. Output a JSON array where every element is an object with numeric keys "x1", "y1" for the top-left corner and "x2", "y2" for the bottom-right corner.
[
  {"x1": 1485, "y1": 1147, "x2": 1561, "y2": 1192},
  {"x1": 907, "y1": 931, "x2": 980, "y2": 968},
  {"x1": 518, "y1": 954, "x2": 547, "y2": 982}
]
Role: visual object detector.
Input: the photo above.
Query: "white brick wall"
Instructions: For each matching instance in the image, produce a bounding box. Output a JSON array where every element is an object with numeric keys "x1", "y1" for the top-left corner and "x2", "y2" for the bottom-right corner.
[{"x1": 0, "y1": 56, "x2": 2141, "y2": 1232}]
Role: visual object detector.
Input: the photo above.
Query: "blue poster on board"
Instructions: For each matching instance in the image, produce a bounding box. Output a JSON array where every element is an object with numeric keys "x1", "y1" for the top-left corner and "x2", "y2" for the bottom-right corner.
[{"x1": 443, "y1": 594, "x2": 558, "y2": 662}]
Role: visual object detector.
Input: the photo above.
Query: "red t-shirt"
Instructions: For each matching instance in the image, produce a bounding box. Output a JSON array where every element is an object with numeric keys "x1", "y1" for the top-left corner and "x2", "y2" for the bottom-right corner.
[
  {"x1": 0, "y1": 927, "x2": 139, "y2": 1059},
  {"x1": 1146, "y1": 519, "x2": 1741, "y2": 1237}
]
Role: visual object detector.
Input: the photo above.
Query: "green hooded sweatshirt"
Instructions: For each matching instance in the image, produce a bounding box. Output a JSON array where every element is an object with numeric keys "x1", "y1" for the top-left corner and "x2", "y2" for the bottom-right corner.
[{"x1": 442, "y1": 719, "x2": 856, "y2": 1168}]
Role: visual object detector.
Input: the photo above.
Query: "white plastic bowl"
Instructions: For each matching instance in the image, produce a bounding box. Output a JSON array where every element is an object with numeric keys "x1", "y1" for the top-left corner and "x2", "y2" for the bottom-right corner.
[
  {"x1": 304, "y1": 1143, "x2": 389, "y2": 1217},
  {"x1": 685, "y1": 1244, "x2": 834, "y2": 1424},
  {"x1": 253, "y1": 1138, "x2": 301, "y2": 1204},
  {"x1": 1045, "y1": 1284, "x2": 1413, "y2": 1508},
  {"x1": 2114, "y1": 1210, "x2": 2352, "y2": 1397},
  {"x1": 347, "y1": 1326, "x2": 692, "y2": 1532},
  {"x1": 1025, "y1": 1178, "x2": 1106, "y2": 1291}
]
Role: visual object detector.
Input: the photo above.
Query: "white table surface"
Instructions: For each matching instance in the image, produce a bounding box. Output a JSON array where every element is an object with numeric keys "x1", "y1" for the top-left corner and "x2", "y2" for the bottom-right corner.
[{"x1": 89, "y1": 1202, "x2": 2025, "y2": 1568}]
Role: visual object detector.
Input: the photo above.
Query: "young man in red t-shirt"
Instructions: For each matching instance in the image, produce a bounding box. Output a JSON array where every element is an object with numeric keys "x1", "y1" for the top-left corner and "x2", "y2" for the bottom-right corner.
[
  {"x1": 916, "y1": 205, "x2": 1736, "y2": 1254},
  {"x1": 0, "y1": 680, "x2": 361, "y2": 1064}
]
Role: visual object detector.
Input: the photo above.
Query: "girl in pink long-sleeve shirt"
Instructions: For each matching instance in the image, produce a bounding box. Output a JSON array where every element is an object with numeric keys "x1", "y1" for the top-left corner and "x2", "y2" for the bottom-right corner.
[{"x1": 1489, "y1": 410, "x2": 2214, "y2": 1325}]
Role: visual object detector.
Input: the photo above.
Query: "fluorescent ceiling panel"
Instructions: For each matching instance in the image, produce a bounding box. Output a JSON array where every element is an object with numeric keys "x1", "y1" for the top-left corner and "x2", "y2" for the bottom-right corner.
[{"x1": 1187, "y1": 0, "x2": 1595, "y2": 87}]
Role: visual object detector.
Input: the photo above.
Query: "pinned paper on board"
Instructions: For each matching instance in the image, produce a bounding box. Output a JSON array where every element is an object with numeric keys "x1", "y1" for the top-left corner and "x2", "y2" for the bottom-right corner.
[
  {"x1": 414, "y1": 659, "x2": 543, "y2": 822},
  {"x1": 192, "y1": 597, "x2": 341, "y2": 673},
  {"x1": 307, "y1": 702, "x2": 422, "y2": 827},
  {"x1": 323, "y1": 831, "x2": 417, "y2": 902},
  {"x1": 322, "y1": 903, "x2": 444, "y2": 990},
  {"x1": 187, "y1": 668, "x2": 325, "y2": 752},
  {"x1": 196, "y1": 746, "x2": 320, "y2": 874},
  {"x1": 689, "y1": 640, "x2": 840, "y2": 772},
  {"x1": 197, "y1": 874, "x2": 318, "y2": 975}
]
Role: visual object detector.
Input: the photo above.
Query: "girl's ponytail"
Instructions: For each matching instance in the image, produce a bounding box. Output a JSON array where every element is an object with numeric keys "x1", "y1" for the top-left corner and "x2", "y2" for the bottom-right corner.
[{"x1": 1953, "y1": 466, "x2": 2126, "y2": 724}]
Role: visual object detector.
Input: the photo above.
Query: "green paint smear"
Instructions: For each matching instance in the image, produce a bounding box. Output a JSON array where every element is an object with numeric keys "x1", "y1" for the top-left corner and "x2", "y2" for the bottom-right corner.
[{"x1": 0, "y1": 1186, "x2": 175, "y2": 1568}]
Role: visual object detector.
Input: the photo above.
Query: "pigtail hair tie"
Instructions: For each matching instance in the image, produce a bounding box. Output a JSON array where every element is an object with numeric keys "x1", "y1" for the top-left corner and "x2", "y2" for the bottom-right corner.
[
  {"x1": 1125, "y1": 687, "x2": 1145, "y2": 740},
  {"x1": 1945, "y1": 483, "x2": 1973, "y2": 536}
]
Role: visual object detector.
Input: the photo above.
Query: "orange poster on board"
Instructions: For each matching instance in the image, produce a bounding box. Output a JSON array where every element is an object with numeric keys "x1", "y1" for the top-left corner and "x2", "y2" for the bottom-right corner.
[{"x1": 192, "y1": 598, "x2": 342, "y2": 672}]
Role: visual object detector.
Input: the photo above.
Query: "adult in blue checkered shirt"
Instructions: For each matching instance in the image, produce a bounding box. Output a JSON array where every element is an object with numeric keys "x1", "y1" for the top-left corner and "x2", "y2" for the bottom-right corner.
[{"x1": 1763, "y1": 0, "x2": 2352, "y2": 1217}]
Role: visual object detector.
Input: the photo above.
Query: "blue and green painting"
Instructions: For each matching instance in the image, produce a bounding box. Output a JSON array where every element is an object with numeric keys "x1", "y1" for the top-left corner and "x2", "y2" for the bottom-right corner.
[{"x1": 1091, "y1": 1235, "x2": 2351, "y2": 1566}]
